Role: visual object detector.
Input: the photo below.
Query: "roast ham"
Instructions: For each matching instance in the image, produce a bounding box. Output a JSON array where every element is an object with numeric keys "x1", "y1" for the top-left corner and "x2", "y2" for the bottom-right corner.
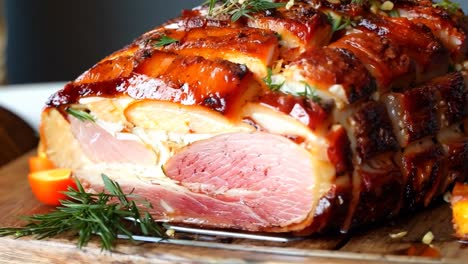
[{"x1": 39, "y1": 0, "x2": 468, "y2": 234}]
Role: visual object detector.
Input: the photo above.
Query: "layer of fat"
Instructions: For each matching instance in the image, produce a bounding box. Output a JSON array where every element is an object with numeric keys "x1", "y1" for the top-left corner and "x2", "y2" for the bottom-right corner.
[
  {"x1": 124, "y1": 100, "x2": 255, "y2": 134},
  {"x1": 247, "y1": 20, "x2": 302, "y2": 50},
  {"x1": 75, "y1": 162, "x2": 179, "y2": 189},
  {"x1": 241, "y1": 102, "x2": 330, "y2": 161},
  {"x1": 132, "y1": 127, "x2": 224, "y2": 174},
  {"x1": 80, "y1": 96, "x2": 133, "y2": 130},
  {"x1": 223, "y1": 52, "x2": 272, "y2": 78},
  {"x1": 275, "y1": 65, "x2": 346, "y2": 109},
  {"x1": 40, "y1": 108, "x2": 92, "y2": 170}
]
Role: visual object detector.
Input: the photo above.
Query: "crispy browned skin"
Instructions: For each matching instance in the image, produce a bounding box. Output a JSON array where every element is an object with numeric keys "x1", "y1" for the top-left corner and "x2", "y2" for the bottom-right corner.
[
  {"x1": 431, "y1": 73, "x2": 466, "y2": 127},
  {"x1": 329, "y1": 32, "x2": 414, "y2": 91},
  {"x1": 384, "y1": 85, "x2": 440, "y2": 147},
  {"x1": 45, "y1": 0, "x2": 468, "y2": 234},
  {"x1": 289, "y1": 47, "x2": 376, "y2": 104},
  {"x1": 249, "y1": 1, "x2": 332, "y2": 60},
  {"x1": 144, "y1": 27, "x2": 280, "y2": 78},
  {"x1": 160, "y1": 27, "x2": 278, "y2": 63},
  {"x1": 349, "y1": 101, "x2": 398, "y2": 160},
  {"x1": 48, "y1": 51, "x2": 257, "y2": 115},
  {"x1": 357, "y1": 15, "x2": 450, "y2": 84},
  {"x1": 396, "y1": 3, "x2": 468, "y2": 62},
  {"x1": 352, "y1": 153, "x2": 404, "y2": 226}
]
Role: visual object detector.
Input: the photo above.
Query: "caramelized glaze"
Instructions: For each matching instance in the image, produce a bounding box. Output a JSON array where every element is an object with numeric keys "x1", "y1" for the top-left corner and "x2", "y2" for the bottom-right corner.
[{"x1": 43, "y1": 0, "x2": 468, "y2": 234}]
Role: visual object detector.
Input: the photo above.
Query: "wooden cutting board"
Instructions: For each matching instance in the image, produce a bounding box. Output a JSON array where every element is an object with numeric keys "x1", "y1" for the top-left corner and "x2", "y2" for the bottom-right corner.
[{"x1": 0, "y1": 151, "x2": 466, "y2": 264}]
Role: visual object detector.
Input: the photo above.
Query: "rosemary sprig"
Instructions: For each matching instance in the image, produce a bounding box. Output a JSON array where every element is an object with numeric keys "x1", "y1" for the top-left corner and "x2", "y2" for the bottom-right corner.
[
  {"x1": 298, "y1": 81, "x2": 321, "y2": 103},
  {"x1": 263, "y1": 68, "x2": 283, "y2": 91},
  {"x1": 66, "y1": 107, "x2": 95, "y2": 122},
  {"x1": 154, "y1": 35, "x2": 179, "y2": 47},
  {"x1": 0, "y1": 174, "x2": 165, "y2": 250},
  {"x1": 433, "y1": 0, "x2": 460, "y2": 14},
  {"x1": 207, "y1": 0, "x2": 286, "y2": 22}
]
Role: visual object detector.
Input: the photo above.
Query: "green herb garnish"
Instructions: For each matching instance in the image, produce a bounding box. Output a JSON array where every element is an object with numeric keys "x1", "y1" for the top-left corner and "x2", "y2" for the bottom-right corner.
[
  {"x1": 66, "y1": 107, "x2": 95, "y2": 122},
  {"x1": 298, "y1": 81, "x2": 321, "y2": 103},
  {"x1": 154, "y1": 35, "x2": 179, "y2": 47},
  {"x1": 388, "y1": 9, "x2": 400, "y2": 17},
  {"x1": 0, "y1": 174, "x2": 166, "y2": 250},
  {"x1": 327, "y1": 13, "x2": 353, "y2": 33},
  {"x1": 207, "y1": 0, "x2": 286, "y2": 22},
  {"x1": 263, "y1": 68, "x2": 283, "y2": 91},
  {"x1": 351, "y1": 0, "x2": 365, "y2": 5},
  {"x1": 433, "y1": 0, "x2": 460, "y2": 14}
]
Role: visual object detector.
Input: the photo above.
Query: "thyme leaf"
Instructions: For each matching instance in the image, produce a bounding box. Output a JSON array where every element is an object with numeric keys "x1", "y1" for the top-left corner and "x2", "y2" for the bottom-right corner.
[
  {"x1": 351, "y1": 0, "x2": 365, "y2": 5},
  {"x1": 154, "y1": 35, "x2": 179, "y2": 47},
  {"x1": 66, "y1": 108, "x2": 95, "y2": 122},
  {"x1": 0, "y1": 174, "x2": 166, "y2": 250},
  {"x1": 207, "y1": 0, "x2": 286, "y2": 22},
  {"x1": 388, "y1": 9, "x2": 400, "y2": 17},
  {"x1": 263, "y1": 68, "x2": 283, "y2": 91},
  {"x1": 433, "y1": 0, "x2": 460, "y2": 14},
  {"x1": 298, "y1": 81, "x2": 321, "y2": 103},
  {"x1": 327, "y1": 13, "x2": 353, "y2": 33}
]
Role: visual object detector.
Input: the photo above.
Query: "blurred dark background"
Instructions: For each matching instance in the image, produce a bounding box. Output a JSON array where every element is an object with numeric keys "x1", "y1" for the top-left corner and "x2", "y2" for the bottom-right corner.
[{"x1": 5, "y1": 0, "x2": 199, "y2": 84}]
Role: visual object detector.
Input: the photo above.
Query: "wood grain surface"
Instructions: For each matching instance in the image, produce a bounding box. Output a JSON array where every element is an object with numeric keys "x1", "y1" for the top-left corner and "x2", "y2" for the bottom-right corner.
[{"x1": 0, "y1": 151, "x2": 466, "y2": 264}]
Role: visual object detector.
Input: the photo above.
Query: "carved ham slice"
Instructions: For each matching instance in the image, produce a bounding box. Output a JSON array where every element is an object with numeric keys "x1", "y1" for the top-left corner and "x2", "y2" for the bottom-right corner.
[
  {"x1": 72, "y1": 132, "x2": 329, "y2": 232},
  {"x1": 39, "y1": 1, "x2": 468, "y2": 234}
]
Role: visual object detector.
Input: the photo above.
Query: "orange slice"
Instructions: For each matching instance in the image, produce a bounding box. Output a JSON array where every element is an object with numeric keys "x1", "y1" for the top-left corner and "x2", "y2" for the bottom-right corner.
[
  {"x1": 452, "y1": 183, "x2": 468, "y2": 240},
  {"x1": 28, "y1": 169, "x2": 76, "y2": 206},
  {"x1": 28, "y1": 156, "x2": 55, "y2": 173}
]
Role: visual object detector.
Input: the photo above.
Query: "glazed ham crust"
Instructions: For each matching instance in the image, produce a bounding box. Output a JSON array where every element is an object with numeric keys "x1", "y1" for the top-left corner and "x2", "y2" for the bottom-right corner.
[{"x1": 41, "y1": 0, "x2": 468, "y2": 234}]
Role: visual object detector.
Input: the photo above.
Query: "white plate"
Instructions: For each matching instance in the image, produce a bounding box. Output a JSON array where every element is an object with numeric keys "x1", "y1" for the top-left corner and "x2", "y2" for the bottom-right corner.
[{"x1": 0, "y1": 82, "x2": 66, "y2": 131}]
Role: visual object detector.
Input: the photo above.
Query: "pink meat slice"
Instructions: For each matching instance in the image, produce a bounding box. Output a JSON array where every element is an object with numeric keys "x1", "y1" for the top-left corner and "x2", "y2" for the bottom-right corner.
[
  {"x1": 69, "y1": 116, "x2": 156, "y2": 165},
  {"x1": 161, "y1": 132, "x2": 316, "y2": 230}
]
